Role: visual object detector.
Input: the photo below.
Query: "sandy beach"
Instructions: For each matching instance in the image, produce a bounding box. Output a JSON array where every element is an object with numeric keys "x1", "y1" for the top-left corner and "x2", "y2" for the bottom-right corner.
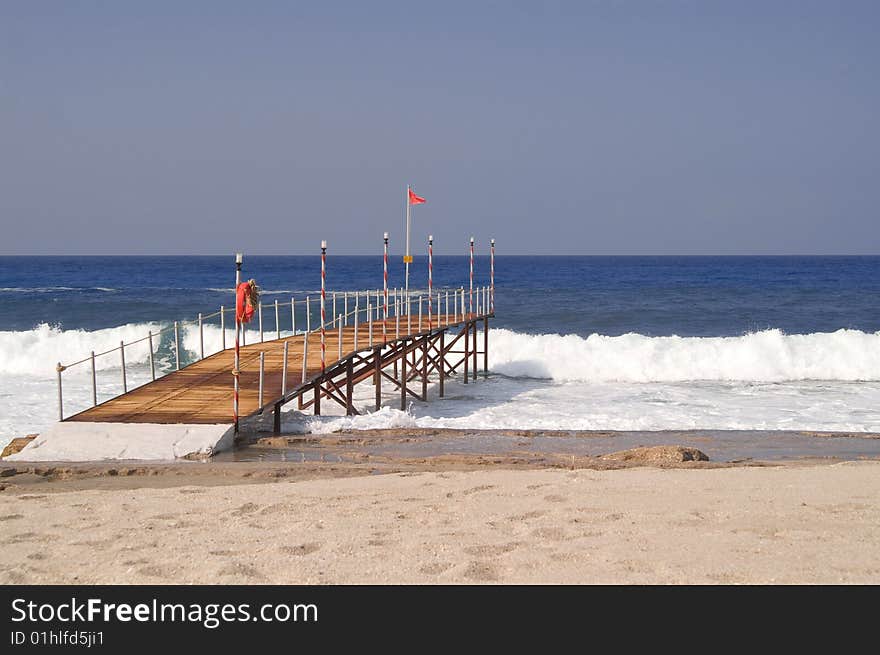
[{"x1": 2, "y1": 458, "x2": 878, "y2": 584}]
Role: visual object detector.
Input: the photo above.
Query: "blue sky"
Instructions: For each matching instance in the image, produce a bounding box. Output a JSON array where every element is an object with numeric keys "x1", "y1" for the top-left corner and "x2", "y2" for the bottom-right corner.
[{"x1": 1, "y1": 1, "x2": 877, "y2": 254}]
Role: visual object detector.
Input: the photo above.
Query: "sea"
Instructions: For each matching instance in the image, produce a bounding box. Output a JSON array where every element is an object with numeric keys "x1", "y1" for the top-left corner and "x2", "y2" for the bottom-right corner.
[{"x1": 2, "y1": 255, "x2": 880, "y2": 448}]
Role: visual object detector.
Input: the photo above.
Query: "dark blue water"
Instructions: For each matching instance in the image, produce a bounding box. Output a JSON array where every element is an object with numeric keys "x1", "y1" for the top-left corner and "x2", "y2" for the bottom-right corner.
[{"x1": 2, "y1": 255, "x2": 879, "y2": 337}]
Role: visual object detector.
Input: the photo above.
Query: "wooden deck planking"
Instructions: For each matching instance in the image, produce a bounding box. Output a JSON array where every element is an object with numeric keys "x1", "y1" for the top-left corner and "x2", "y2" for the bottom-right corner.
[{"x1": 67, "y1": 314, "x2": 480, "y2": 425}]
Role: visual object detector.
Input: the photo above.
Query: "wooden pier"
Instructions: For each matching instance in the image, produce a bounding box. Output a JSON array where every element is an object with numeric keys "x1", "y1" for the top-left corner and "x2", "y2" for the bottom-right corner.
[{"x1": 66, "y1": 310, "x2": 493, "y2": 432}]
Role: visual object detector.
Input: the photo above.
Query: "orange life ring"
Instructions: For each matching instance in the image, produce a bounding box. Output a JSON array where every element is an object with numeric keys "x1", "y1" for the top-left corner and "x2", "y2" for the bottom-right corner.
[{"x1": 236, "y1": 281, "x2": 257, "y2": 323}]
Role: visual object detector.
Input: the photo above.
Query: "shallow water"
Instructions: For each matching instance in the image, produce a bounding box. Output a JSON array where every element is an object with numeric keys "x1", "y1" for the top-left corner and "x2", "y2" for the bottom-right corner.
[{"x1": 219, "y1": 429, "x2": 880, "y2": 464}]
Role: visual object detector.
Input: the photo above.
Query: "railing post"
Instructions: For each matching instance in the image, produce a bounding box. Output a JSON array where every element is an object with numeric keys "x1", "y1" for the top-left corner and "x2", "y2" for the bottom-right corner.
[
  {"x1": 148, "y1": 330, "x2": 156, "y2": 380},
  {"x1": 338, "y1": 314, "x2": 343, "y2": 359},
  {"x1": 56, "y1": 362, "x2": 64, "y2": 420},
  {"x1": 220, "y1": 306, "x2": 226, "y2": 350},
  {"x1": 490, "y1": 237, "x2": 495, "y2": 313},
  {"x1": 301, "y1": 333, "x2": 309, "y2": 383},
  {"x1": 120, "y1": 341, "x2": 127, "y2": 393},
  {"x1": 174, "y1": 321, "x2": 180, "y2": 371},
  {"x1": 321, "y1": 241, "x2": 327, "y2": 376},
  {"x1": 198, "y1": 312, "x2": 204, "y2": 359},
  {"x1": 383, "y1": 232, "x2": 389, "y2": 344},
  {"x1": 332, "y1": 291, "x2": 337, "y2": 326},
  {"x1": 90, "y1": 351, "x2": 97, "y2": 406},
  {"x1": 234, "y1": 253, "x2": 242, "y2": 433},
  {"x1": 445, "y1": 290, "x2": 449, "y2": 326},
  {"x1": 306, "y1": 296, "x2": 311, "y2": 333},
  {"x1": 428, "y1": 235, "x2": 433, "y2": 329},
  {"x1": 275, "y1": 299, "x2": 280, "y2": 340},
  {"x1": 368, "y1": 302, "x2": 373, "y2": 348},
  {"x1": 407, "y1": 294, "x2": 412, "y2": 334},
  {"x1": 291, "y1": 297, "x2": 296, "y2": 335},
  {"x1": 418, "y1": 295, "x2": 423, "y2": 332},
  {"x1": 454, "y1": 290, "x2": 458, "y2": 323},
  {"x1": 469, "y1": 236, "x2": 475, "y2": 316},
  {"x1": 282, "y1": 340, "x2": 289, "y2": 395},
  {"x1": 344, "y1": 292, "x2": 349, "y2": 326},
  {"x1": 259, "y1": 351, "x2": 265, "y2": 408},
  {"x1": 258, "y1": 302, "x2": 264, "y2": 343},
  {"x1": 354, "y1": 302, "x2": 359, "y2": 351}
]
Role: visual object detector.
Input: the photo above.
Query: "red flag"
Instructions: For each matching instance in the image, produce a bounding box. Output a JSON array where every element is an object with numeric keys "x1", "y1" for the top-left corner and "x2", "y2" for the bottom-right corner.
[{"x1": 408, "y1": 188, "x2": 426, "y2": 205}]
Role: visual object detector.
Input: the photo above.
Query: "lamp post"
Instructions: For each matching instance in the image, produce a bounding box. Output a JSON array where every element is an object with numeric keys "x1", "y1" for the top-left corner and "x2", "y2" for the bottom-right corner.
[{"x1": 233, "y1": 252, "x2": 242, "y2": 432}]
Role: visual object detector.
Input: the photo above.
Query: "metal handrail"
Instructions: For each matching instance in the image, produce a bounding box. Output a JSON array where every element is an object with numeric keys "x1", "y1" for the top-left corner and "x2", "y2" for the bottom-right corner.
[{"x1": 54, "y1": 284, "x2": 497, "y2": 421}]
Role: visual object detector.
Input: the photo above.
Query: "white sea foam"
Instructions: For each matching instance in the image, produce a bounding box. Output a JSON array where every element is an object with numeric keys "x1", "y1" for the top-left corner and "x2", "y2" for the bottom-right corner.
[
  {"x1": 0, "y1": 322, "x2": 164, "y2": 376},
  {"x1": 487, "y1": 327, "x2": 880, "y2": 383},
  {"x1": 5, "y1": 324, "x2": 880, "y2": 446}
]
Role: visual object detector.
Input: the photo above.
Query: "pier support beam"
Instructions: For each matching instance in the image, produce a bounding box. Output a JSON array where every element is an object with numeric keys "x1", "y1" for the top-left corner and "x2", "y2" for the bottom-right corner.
[
  {"x1": 374, "y1": 346, "x2": 382, "y2": 411},
  {"x1": 421, "y1": 336, "x2": 428, "y2": 401},
  {"x1": 483, "y1": 316, "x2": 489, "y2": 377},
  {"x1": 346, "y1": 357, "x2": 354, "y2": 415},
  {"x1": 400, "y1": 339, "x2": 408, "y2": 410},
  {"x1": 472, "y1": 321, "x2": 478, "y2": 381},
  {"x1": 439, "y1": 331, "x2": 445, "y2": 397},
  {"x1": 463, "y1": 322, "x2": 469, "y2": 384}
]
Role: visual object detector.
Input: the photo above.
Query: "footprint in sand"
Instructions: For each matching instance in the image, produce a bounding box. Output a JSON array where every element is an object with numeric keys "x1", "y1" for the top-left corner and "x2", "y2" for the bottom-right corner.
[
  {"x1": 179, "y1": 488, "x2": 206, "y2": 494},
  {"x1": 530, "y1": 527, "x2": 568, "y2": 542},
  {"x1": 137, "y1": 565, "x2": 174, "y2": 579},
  {"x1": 419, "y1": 562, "x2": 453, "y2": 575},
  {"x1": 543, "y1": 494, "x2": 568, "y2": 503},
  {"x1": 462, "y1": 542, "x2": 521, "y2": 557},
  {"x1": 231, "y1": 503, "x2": 260, "y2": 517},
  {"x1": 279, "y1": 542, "x2": 322, "y2": 556},
  {"x1": 6, "y1": 532, "x2": 50, "y2": 544},
  {"x1": 462, "y1": 561, "x2": 500, "y2": 582},
  {"x1": 0, "y1": 514, "x2": 23, "y2": 521},
  {"x1": 462, "y1": 485, "x2": 496, "y2": 496},
  {"x1": 218, "y1": 562, "x2": 266, "y2": 581},
  {"x1": 149, "y1": 513, "x2": 180, "y2": 521},
  {"x1": 506, "y1": 510, "x2": 546, "y2": 522}
]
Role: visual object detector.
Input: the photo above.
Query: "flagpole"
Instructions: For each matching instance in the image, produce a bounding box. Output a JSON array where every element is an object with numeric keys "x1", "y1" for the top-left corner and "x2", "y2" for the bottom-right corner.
[{"x1": 405, "y1": 184, "x2": 411, "y2": 314}]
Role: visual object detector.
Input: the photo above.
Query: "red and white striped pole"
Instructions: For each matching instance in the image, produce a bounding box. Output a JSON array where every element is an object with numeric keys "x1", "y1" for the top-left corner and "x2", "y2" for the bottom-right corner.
[
  {"x1": 428, "y1": 235, "x2": 433, "y2": 329},
  {"x1": 469, "y1": 236, "x2": 474, "y2": 316},
  {"x1": 320, "y1": 240, "x2": 327, "y2": 375},
  {"x1": 233, "y1": 252, "x2": 242, "y2": 432},
  {"x1": 490, "y1": 238, "x2": 495, "y2": 314},
  {"x1": 383, "y1": 232, "x2": 389, "y2": 343}
]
